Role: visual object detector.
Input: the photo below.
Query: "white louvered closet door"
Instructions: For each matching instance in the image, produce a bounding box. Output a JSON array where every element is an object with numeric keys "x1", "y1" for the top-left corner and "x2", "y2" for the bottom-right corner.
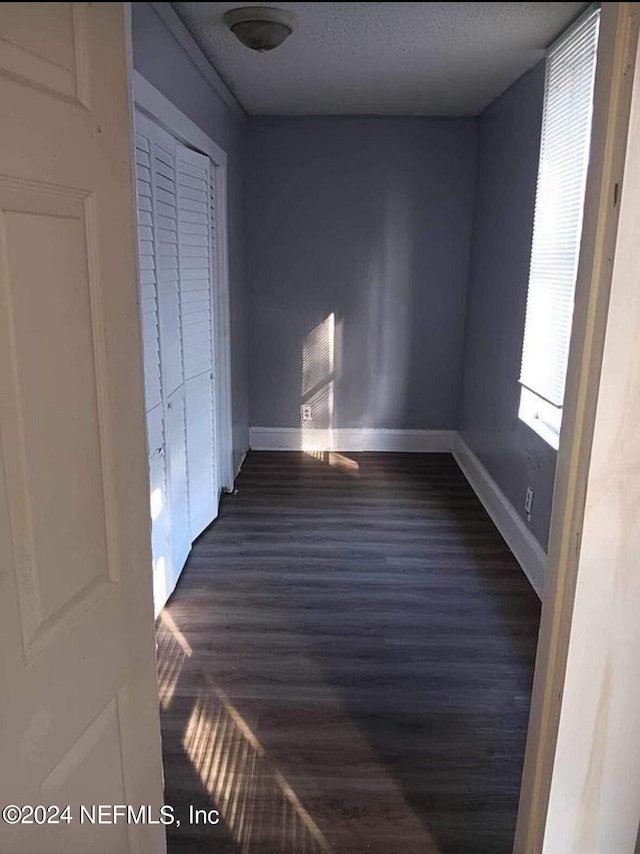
[
  {"x1": 150, "y1": 122, "x2": 191, "y2": 583},
  {"x1": 134, "y1": 116, "x2": 162, "y2": 413},
  {"x1": 151, "y1": 123, "x2": 183, "y2": 398},
  {"x1": 134, "y1": 113, "x2": 170, "y2": 611},
  {"x1": 209, "y1": 161, "x2": 226, "y2": 500},
  {"x1": 134, "y1": 109, "x2": 224, "y2": 613},
  {"x1": 176, "y1": 144, "x2": 218, "y2": 538}
]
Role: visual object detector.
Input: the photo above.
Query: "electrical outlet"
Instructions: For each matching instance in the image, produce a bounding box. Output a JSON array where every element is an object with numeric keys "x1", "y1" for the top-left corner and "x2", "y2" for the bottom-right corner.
[
  {"x1": 300, "y1": 404, "x2": 312, "y2": 422},
  {"x1": 524, "y1": 486, "x2": 534, "y2": 520}
]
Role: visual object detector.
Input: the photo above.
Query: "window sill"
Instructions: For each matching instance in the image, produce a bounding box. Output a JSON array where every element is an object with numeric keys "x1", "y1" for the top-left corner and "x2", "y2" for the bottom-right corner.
[{"x1": 519, "y1": 387, "x2": 561, "y2": 451}]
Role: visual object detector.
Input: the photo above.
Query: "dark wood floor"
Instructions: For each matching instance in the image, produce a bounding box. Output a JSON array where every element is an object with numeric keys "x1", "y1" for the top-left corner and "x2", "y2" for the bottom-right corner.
[{"x1": 157, "y1": 451, "x2": 540, "y2": 854}]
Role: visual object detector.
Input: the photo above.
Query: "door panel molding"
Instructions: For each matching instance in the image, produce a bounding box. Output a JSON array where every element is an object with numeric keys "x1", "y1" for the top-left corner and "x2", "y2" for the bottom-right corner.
[
  {"x1": 0, "y1": 180, "x2": 122, "y2": 663},
  {"x1": 0, "y1": 6, "x2": 165, "y2": 852},
  {"x1": 0, "y1": 3, "x2": 91, "y2": 106}
]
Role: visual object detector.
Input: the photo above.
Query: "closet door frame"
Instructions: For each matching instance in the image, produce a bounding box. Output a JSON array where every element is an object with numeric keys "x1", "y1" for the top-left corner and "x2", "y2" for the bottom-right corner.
[{"x1": 133, "y1": 71, "x2": 234, "y2": 494}]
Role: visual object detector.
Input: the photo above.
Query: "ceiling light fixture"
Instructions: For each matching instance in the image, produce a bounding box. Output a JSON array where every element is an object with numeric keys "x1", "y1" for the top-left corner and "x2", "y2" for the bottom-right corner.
[{"x1": 224, "y1": 6, "x2": 293, "y2": 52}]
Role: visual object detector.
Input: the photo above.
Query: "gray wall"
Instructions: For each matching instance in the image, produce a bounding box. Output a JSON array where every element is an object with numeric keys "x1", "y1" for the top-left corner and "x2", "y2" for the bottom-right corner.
[
  {"x1": 245, "y1": 117, "x2": 477, "y2": 430},
  {"x1": 132, "y1": 2, "x2": 250, "y2": 472},
  {"x1": 459, "y1": 63, "x2": 556, "y2": 549},
  {"x1": 132, "y1": 7, "x2": 556, "y2": 547}
]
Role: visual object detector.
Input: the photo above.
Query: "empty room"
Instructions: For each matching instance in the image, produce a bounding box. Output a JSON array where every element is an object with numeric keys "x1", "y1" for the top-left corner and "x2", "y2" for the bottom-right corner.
[{"x1": 1, "y1": 3, "x2": 640, "y2": 854}]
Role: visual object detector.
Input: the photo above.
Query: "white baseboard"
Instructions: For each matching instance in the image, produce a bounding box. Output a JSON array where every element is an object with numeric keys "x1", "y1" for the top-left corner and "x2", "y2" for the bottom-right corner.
[
  {"x1": 453, "y1": 436, "x2": 546, "y2": 598},
  {"x1": 249, "y1": 427, "x2": 456, "y2": 453}
]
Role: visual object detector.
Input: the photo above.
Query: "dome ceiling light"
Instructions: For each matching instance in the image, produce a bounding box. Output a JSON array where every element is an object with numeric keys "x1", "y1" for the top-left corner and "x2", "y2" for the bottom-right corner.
[{"x1": 224, "y1": 6, "x2": 293, "y2": 52}]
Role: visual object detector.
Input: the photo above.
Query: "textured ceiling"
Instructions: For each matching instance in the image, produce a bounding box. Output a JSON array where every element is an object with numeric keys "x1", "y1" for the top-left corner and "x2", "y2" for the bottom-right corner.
[{"x1": 171, "y1": 2, "x2": 589, "y2": 116}]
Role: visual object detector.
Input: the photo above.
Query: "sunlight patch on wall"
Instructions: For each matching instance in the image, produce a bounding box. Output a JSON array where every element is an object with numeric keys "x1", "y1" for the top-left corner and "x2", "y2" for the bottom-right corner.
[
  {"x1": 302, "y1": 313, "x2": 335, "y2": 396},
  {"x1": 301, "y1": 313, "x2": 336, "y2": 451}
]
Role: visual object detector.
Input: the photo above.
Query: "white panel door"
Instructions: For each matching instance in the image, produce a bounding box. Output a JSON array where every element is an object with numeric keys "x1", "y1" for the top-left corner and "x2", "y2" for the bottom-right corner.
[
  {"x1": 165, "y1": 384, "x2": 190, "y2": 588},
  {"x1": 176, "y1": 144, "x2": 218, "y2": 536},
  {"x1": 0, "y1": 5, "x2": 165, "y2": 854}
]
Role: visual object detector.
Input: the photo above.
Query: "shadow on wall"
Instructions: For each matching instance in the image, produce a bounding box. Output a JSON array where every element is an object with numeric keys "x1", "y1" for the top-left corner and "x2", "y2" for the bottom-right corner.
[
  {"x1": 247, "y1": 119, "x2": 476, "y2": 432},
  {"x1": 297, "y1": 177, "x2": 415, "y2": 444},
  {"x1": 358, "y1": 175, "x2": 413, "y2": 428}
]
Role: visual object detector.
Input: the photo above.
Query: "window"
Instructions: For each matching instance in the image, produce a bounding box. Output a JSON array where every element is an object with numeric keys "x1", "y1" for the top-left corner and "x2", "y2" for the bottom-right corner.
[{"x1": 519, "y1": 7, "x2": 600, "y2": 449}]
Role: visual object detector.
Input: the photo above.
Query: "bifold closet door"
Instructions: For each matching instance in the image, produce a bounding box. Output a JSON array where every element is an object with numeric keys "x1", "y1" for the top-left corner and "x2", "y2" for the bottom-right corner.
[
  {"x1": 134, "y1": 110, "x2": 222, "y2": 611},
  {"x1": 176, "y1": 144, "x2": 218, "y2": 538},
  {"x1": 135, "y1": 114, "x2": 172, "y2": 608},
  {"x1": 151, "y1": 123, "x2": 191, "y2": 583},
  {"x1": 135, "y1": 112, "x2": 190, "y2": 603}
]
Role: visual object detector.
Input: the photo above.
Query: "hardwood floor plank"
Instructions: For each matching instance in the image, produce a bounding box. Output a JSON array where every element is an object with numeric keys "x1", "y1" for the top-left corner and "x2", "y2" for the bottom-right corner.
[{"x1": 157, "y1": 451, "x2": 540, "y2": 853}]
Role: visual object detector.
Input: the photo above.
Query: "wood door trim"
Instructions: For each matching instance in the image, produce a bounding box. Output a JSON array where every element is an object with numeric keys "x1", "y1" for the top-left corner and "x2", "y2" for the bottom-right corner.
[{"x1": 514, "y1": 4, "x2": 640, "y2": 851}]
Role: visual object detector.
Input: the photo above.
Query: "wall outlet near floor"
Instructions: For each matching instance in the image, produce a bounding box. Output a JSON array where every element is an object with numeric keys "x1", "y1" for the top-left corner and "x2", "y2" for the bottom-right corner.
[
  {"x1": 300, "y1": 404, "x2": 312, "y2": 422},
  {"x1": 524, "y1": 486, "x2": 534, "y2": 520}
]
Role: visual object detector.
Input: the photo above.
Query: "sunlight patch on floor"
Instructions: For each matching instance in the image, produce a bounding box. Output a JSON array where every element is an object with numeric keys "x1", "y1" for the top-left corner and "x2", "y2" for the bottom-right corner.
[
  {"x1": 156, "y1": 610, "x2": 192, "y2": 709},
  {"x1": 182, "y1": 685, "x2": 333, "y2": 854}
]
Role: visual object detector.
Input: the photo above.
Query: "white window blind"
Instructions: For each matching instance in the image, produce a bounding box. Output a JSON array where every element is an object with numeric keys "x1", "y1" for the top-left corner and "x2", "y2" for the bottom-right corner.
[{"x1": 519, "y1": 8, "x2": 600, "y2": 421}]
